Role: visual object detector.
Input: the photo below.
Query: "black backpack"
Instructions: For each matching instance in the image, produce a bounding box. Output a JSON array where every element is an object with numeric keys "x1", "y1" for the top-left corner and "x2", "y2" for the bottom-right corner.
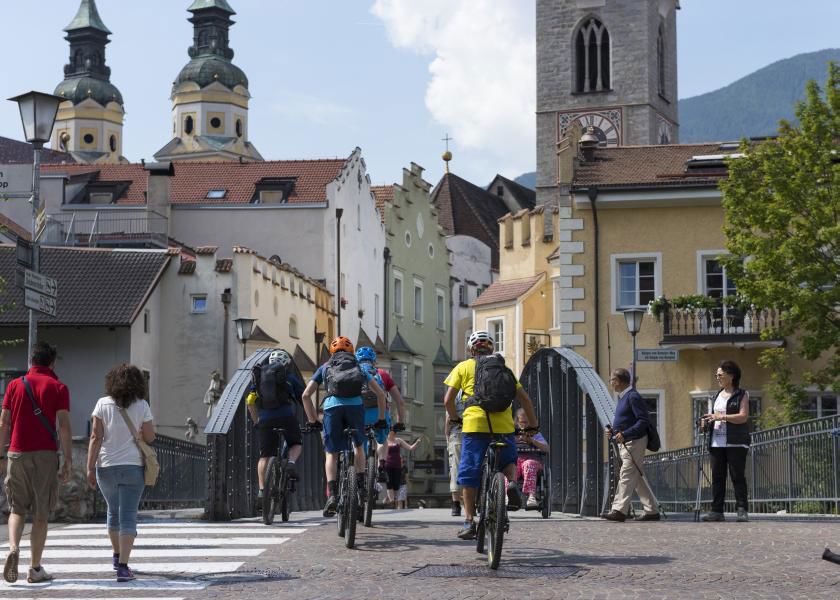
[
  {"x1": 253, "y1": 362, "x2": 291, "y2": 409},
  {"x1": 359, "y1": 363, "x2": 385, "y2": 408},
  {"x1": 646, "y1": 421, "x2": 661, "y2": 452},
  {"x1": 466, "y1": 354, "x2": 517, "y2": 413},
  {"x1": 325, "y1": 352, "x2": 366, "y2": 398}
]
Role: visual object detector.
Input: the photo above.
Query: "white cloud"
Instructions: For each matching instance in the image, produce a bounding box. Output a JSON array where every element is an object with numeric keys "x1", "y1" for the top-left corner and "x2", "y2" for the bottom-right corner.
[{"x1": 371, "y1": 0, "x2": 536, "y2": 177}]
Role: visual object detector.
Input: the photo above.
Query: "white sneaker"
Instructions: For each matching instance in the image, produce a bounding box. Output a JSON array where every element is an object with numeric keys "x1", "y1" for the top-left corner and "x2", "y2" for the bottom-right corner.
[
  {"x1": 27, "y1": 567, "x2": 53, "y2": 583},
  {"x1": 526, "y1": 495, "x2": 539, "y2": 509}
]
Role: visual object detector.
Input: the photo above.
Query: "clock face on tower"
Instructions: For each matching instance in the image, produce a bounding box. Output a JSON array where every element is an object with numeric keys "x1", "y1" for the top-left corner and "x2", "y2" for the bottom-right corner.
[
  {"x1": 557, "y1": 109, "x2": 623, "y2": 147},
  {"x1": 572, "y1": 113, "x2": 620, "y2": 147}
]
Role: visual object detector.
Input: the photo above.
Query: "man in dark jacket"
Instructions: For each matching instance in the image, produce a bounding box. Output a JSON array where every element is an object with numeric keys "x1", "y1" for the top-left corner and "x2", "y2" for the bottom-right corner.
[{"x1": 602, "y1": 368, "x2": 659, "y2": 522}]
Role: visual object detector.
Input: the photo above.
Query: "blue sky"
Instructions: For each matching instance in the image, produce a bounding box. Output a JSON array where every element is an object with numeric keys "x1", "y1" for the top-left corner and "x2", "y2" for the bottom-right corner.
[{"x1": 1, "y1": 0, "x2": 838, "y2": 187}]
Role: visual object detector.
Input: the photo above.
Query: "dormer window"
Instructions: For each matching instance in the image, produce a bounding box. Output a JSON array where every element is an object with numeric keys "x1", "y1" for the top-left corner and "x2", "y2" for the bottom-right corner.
[
  {"x1": 251, "y1": 177, "x2": 297, "y2": 204},
  {"x1": 206, "y1": 189, "x2": 227, "y2": 200}
]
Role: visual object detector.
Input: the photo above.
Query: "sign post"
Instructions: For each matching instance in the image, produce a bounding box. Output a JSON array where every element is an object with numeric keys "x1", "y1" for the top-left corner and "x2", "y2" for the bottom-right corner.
[{"x1": 23, "y1": 268, "x2": 57, "y2": 317}]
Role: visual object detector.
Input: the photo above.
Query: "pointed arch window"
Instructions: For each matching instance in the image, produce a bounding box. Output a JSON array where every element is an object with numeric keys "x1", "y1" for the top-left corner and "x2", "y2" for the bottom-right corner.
[
  {"x1": 575, "y1": 18, "x2": 611, "y2": 93},
  {"x1": 657, "y1": 23, "x2": 667, "y2": 98}
]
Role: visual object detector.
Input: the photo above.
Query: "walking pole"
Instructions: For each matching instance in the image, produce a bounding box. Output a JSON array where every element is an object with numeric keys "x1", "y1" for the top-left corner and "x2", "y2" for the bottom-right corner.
[
  {"x1": 607, "y1": 426, "x2": 666, "y2": 519},
  {"x1": 694, "y1": 420, "x2": 711, "y2": 522}
]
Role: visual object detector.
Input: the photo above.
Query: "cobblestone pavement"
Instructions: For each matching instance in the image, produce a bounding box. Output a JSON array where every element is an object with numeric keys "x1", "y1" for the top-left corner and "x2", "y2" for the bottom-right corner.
[
  {"x1": 195, "y1": 509, "x2": 840, "y2": 600},
  {"x1": 0, "y1": 510, "x2": 837, "y2": 599}
]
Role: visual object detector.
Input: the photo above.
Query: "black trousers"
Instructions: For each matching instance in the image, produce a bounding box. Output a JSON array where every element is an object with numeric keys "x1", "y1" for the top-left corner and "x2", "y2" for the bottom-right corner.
[{"x1": 709, "y1": 446, "x2": 749, "y2": 512}]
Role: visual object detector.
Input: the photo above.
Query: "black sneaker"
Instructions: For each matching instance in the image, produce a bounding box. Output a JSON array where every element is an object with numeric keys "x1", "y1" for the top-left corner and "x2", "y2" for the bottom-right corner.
[
  {"x1": 323, "y1": 495, "x2": 337, "y2": 517},
  {"x1": 457, "y1": 521, "x2": 476, "y2": 540},
  {"x1": 506, "y1": 481, "x2": 521, "y2": 512},
  {"x1": 451, "y1": 501, "x2": 461, "y2": 517},
  {"x1": 286, "y1": 462, "x2": 298, "y2": 480},
  {"x1": 377, "y1": 466, "x2": 388, "y2": 483}
]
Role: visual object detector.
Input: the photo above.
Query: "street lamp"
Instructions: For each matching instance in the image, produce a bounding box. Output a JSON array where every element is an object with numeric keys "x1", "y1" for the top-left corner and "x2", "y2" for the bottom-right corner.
[
  {"x1": 335, "y1": 207, "x2": 344, "y2": 337},
  {"x1": 8, "y1": 91, "x2": 63, "y2": 367},
  {"x1": 233, "y1": 317, "x2": 257, "y2": 362},
  {"x1": 623, "y1": 309, "x2": 645, "y2": 388}
]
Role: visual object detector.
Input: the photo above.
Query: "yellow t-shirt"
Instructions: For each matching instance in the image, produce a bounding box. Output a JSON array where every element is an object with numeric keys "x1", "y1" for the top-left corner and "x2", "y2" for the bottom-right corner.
[{"x1": 443, "y1": 358, "x2": 521, "y2": 434}]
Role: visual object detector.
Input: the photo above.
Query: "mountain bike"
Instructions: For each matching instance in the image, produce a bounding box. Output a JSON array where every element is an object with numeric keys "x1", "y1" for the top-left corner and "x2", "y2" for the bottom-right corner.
[
  {"x1": 262, "y1": 427, "x2": 295, "y2": 525},
  {"x1": 363, "y1": 425, "x2": 378, "y2": 527},
  {"x1": 336, "y1": 427, "x2": 361, "y2": 548}
]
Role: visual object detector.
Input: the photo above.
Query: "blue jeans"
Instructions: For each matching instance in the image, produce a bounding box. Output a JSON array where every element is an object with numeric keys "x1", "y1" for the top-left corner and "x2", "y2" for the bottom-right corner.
[{"x1": 96, "y1": 465, "x2": 145, "y2": 536}]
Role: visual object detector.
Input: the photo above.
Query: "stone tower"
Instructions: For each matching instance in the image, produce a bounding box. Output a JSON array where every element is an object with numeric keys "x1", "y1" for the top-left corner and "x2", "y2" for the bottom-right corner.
[
  {"x1": 52, "y1": 0, "x2": 126, "y2": 164},
  {"x1": 155, "y1": 0, "x2": 263, "y2": 162},
  {"x1": 536, "y1": 0, "x2": 680, "y2": 205}
]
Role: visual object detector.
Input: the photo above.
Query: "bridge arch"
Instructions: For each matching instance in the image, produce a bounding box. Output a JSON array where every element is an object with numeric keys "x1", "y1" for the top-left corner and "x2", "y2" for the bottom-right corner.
[{"x1": 520, "y1": 347, "x2": 617, "y2": 516}]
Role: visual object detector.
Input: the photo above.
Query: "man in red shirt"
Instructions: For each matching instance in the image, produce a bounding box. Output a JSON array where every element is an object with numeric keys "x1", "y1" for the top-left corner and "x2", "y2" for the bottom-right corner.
[{"x1": 0, "y1": 342, "x2": 72, "y2": 584}]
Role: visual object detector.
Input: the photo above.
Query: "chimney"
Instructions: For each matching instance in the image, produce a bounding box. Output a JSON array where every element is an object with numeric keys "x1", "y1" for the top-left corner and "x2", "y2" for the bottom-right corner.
[{"x1": 145, "y1": 161, "x2": 174, "y2": 219}]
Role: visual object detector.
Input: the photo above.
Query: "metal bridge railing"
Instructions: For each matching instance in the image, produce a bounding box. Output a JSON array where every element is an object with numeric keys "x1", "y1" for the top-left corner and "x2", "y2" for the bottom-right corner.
[
  {"x1": 140, "y1": 434, "x2": 208, "y2": 509},
  {"x1": 643, "y1": 415, "x2": 840, "y2": 514}
]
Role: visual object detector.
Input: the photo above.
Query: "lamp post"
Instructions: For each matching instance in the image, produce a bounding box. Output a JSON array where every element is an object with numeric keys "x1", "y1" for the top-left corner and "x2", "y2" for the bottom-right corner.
[
  {"x1": 335, "y1": 207, "x2": 344, "y2": 337},
  {"x1": 234, "y1": 317, "x2": 257, "y2": 362},
  {"x1": 8, "y1": 91, "x2": 63, "y2": 366},
  {"x1": 623, "y1": 309, "x2": 645, "y2": 387}
]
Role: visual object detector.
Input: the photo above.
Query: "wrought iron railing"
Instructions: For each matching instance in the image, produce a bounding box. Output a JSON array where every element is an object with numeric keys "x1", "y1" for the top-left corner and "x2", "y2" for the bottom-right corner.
[
  {"x1": 40, "y1": 210, "x2": 168, "y2": 248},
  {"x1": 660, "y1": 302, "x2": 783, "y2": 342},
  {"x1": 140, "y1": 434, "x2": 207, "y2": 509},
  {"x1": 643, "y1": 415, "x2": 840, "y2": 514}
]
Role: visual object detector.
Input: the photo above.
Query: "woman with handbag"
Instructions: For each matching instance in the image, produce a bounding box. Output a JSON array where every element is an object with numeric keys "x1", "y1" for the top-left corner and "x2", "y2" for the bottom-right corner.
[{"x1": 86, "y1": 364, "x2": 156, "y2": 582}]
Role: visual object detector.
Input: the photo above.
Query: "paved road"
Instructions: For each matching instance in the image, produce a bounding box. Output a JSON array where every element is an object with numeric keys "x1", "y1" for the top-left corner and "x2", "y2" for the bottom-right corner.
[{"x1": 0, "y1": 509, "x2": 838, "y2": 599}]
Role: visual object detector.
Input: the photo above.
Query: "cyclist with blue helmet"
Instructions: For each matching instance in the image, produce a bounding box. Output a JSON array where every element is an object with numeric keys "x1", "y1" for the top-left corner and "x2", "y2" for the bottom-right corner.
[{"x1": 355, "y1": 347, "x2": 406, "y2": 482}]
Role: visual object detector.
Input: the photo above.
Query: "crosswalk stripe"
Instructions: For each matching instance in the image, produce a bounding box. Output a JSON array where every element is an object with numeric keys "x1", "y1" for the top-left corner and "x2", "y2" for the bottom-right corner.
[
  {"x1": 46, "y1": 527, "x2": 306, "y2": 536},
  {"x1": 17, "y1": 548, "x2": 264, "y2": 559},
  {"x1": 3, "y1": 537, "x2": 290, "y2": 548},
  {"x1": 62, "y1": 522, "x2": 320, "y2": 529},
  {"x1": 0, "y1": 578, "x2": 206, "y2": 591},
  {"x1": 5, "y1": 597, "x2": 185, "y2": 600},
  {"x1": 11, "y1": 561, "x2": 244, "y2": 574}
]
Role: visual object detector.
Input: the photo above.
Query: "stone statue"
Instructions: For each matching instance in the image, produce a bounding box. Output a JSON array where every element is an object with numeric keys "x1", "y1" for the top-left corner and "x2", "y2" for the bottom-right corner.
[
  {"x1": 203, "y1": 370, "x2": 223, "y2": 418},
  {"x1": 185, "y1": 417, "x2": 199, "y2": 441}
]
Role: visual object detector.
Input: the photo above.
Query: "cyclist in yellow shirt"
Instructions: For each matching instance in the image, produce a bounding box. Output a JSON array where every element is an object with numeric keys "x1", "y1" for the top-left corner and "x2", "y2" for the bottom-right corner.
[{"x1": 443, "y1": 330, "x2": 539, "y2": 540}]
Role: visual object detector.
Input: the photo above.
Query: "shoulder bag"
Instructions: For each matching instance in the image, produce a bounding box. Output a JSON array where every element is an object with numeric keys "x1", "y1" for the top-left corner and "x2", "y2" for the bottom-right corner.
[
  {"x1": 118, "y1": 406, "x2": 160, "y2": 486},
  {"x1": 21, "y1": 377, "x2": 58, "y2": 444}
]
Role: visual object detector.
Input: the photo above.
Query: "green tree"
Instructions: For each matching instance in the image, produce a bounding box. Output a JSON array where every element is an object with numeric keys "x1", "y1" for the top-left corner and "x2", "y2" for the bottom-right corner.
[{"x1": 720, "y1": 63, "x2": 840, "y2": 426}]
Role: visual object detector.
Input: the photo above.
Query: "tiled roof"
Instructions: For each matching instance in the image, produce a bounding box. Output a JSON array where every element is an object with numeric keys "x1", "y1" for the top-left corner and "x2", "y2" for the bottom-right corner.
[
  {"x1": 356, "y1": 326, "x2": 376, "y2": 350},
  {"x1": 471, "y1": 274, "x2": 544, "y2": 308},
  {"x1": 370, "y1": 185, "x2": 393, "y2": 224},
  {"x1": 215, "y1": 258, "x2": 232, "y2": 272},
  {"x1": 490, "y1": 175, "x2": 536, "y2": 209},
  {"x1": 388, "y1": 329, "x2": 415, "y2": 355},
  {"x1": 293, "y1": 344, "x2": 317, "y2": 372},
  {"x1": 250, "y1": 326, "x2": 278, "y2": 344},
  {"x1": 0, "y1": 136, "x2": 75, "y2": 165},
  {"x1": 433, "y1": 342, "x2": 453, "y2": 367},
  {"x1": 0, "y1": 246, "x2": 170, "y2": 326},
  {"x1": 42, "y1": 158, "x2": 347, "y2": 205},
  {"x1": 572, "y1": 143, "x2": 729, "y2": 189},
  {"x1": 0, "y1": 214, "x2": 30, "y2": 241},
  {"x1": 431, "y1": 173, "x2": 519, "y2": 270}
]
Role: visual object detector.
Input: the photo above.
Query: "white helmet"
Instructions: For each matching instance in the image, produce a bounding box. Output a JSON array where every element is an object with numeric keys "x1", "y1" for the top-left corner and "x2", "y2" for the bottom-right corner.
[
  {"x1": 269, "y1": 349, "x2": 292, "y2": 366},
  {"x1": 467, "y1": 330, "x2": 494, "y2": 354}
]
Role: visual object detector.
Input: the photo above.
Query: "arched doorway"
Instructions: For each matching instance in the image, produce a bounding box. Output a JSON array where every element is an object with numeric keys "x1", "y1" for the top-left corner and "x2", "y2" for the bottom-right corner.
[{"x1": 520, "y1": 347, "x2": 616, "y2": 516}]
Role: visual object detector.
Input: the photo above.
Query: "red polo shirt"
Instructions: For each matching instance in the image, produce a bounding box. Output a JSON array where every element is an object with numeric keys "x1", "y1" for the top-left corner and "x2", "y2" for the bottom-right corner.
[{"x1": 2, "y1": 366, "x2": 70, "y2": 452}]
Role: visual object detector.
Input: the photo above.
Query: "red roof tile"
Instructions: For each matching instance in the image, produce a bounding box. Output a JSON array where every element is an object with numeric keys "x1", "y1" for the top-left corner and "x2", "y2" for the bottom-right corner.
[
  {"x1": 42, "y1": 158, "x2": 347, "y2": 205},
  {"x1": 0, "y1": 214, "x2": 30, "y2": 241},
  {"x1": 370, "y1": 185, "x2": 393, "y2": 224},
  {"x1": 471, "y1": 274, "x2": 544, "y2": 308},
  {"x1": 572, "y1": 143, "x2": 730, "y2": 189}
]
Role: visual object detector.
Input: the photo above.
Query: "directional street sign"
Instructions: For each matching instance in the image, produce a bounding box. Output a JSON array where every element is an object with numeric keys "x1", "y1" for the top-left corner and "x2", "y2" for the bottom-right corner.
[
  {"x1": 24, "y1": 270, "x2": 57, "y2": 297},
  {"x1": 636, "y1": 349, "x2": 679, "y2": 362},
  {"x1": 24, "y1": 288, "x2": 57, "y2": 317}
]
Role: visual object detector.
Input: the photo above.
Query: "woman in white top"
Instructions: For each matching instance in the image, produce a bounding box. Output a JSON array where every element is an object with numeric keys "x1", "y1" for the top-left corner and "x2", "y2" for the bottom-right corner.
[
  {"x1": 85, "y1": 364, "x2": 155, "y2": 582},
  {"x1": 701, "y1": 360, "x2": 751, "y2": 522}
]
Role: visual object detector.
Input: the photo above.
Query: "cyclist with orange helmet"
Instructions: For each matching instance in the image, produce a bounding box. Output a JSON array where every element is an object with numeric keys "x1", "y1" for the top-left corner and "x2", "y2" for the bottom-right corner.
[{"x1": 302, "y1": 336, "x2": 387, "y2": 516}]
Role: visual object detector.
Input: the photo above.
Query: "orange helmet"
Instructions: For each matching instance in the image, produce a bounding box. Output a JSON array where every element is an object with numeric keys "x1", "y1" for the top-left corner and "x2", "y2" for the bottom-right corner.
[{"x1": 329, "y1": 336, "x2": 354, "y2": 354}]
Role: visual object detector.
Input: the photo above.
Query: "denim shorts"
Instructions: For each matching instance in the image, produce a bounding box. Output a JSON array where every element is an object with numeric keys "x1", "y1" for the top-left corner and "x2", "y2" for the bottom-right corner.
[
  {"x1": 96, "y1": 464, "x2": 145, "y2": 536},
  {"x1": 323, "y1": 404, "x2": 366, "y2": 453},
  {"x1": 456, "y1": 433, "x2": 517, "y2": 489}
]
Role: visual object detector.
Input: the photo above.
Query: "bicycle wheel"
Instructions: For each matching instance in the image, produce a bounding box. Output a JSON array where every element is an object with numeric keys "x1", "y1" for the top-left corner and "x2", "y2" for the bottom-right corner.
[
  {"x1": 541, "y1": 465, "x2": 551, "y2": 520},
  {"x1": 280, "y1": 469, "x2": 291, "y2": 522},
  {"x1": 364, "y1": 454, "x2": 376, "y2": 527},
  {"x1": 337, "y1": 456, "x2": 347, "y2": 538},
  {"x1": 487, "y1": 472, "x2": 507, "y2": 570},
  {"x1": 345, "y1": 464, "x2": 358, "y2": 549},
  {"x1": 475, "y1": 459, "x2": 491, "y2": 554},
  {"x1": 262, "y1": 457, "x2": 277, "y2": 525}
]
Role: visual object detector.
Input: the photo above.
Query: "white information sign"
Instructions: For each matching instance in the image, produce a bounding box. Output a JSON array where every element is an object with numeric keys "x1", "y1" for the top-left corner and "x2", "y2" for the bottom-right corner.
[
  {"x1": 24, "y1": 288, "x2": 57, "y2": 317},
  {"x1": 24, "y1": 270, "x2": 57, "y2": 297},
  {"x1": 0, "y1": 165, "x2": 33, "y2": 198},
  {"x1": 636, "y1": 349, "x2": 679, "y2": 362}
]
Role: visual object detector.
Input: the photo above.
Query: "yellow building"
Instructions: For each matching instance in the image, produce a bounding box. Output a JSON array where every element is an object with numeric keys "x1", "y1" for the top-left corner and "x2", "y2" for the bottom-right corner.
[{"x1": 472, "y1": 206, "x2": 558, "y2": 375}]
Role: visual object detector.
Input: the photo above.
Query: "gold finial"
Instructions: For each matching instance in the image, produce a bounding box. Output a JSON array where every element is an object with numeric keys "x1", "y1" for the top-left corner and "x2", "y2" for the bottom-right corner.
[{"x1": 442, "y1": 133, "x2": 453, "y2": 174}]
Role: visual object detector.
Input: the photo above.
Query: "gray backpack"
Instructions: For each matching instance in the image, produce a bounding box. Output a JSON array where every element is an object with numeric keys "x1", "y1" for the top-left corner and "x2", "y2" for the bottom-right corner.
[{"x1": 325, "y1": 352, "x2": 366, "y2": 398}]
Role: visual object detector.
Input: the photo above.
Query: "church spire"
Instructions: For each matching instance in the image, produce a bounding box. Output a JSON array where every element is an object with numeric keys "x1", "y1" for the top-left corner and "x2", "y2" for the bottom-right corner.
[{"x1": 64, "y1": 0, "x2": 111, "y2": 35}]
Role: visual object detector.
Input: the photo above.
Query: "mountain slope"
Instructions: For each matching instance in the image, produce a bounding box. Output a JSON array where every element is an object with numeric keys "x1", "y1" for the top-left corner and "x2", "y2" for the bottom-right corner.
[{"x1": 679, "y1": 48, "x2": 840, "y2": 142}]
